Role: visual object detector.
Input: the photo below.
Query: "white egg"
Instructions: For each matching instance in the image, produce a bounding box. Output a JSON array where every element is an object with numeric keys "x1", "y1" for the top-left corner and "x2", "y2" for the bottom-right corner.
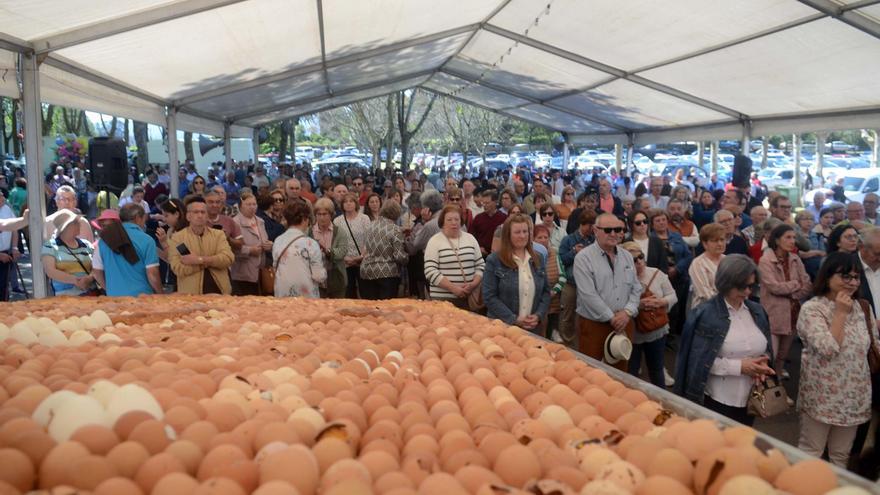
[
  {"x1": 87, "y1": 380, "x2": 119, "y2": 407},
  {"x1": 289, "y1": 407, "x2": 325, "y2": 431},
  {"x1": 0, "y1": 322, "x2": 9, "y2": 341},
  {"x1": 80, "y1": 315, "x2": 98, "y2": 330},
  {"x1": 9, "y1": 325, "x2": 37, "y2": 345},
  {"x1": 57, "y1": 317, "x2": 81, "y2": 334},
  {"x1": 106, "y1": 384, "x2": 164, "y2": 424},
  {"x1": 68, "y1": 330, "x2": 96, "y2": 346},
  {"x1": 90, "y1": 309, "x2": 113, "y2": 328},
  {"x1": 97, "y1": 333, "x2": 122, "y2": 344},
  {"x1": 37, "y1": 317, "x2": 58, "y2": 330},
  {"x1": 48, "y1": 395, "x2": 108, "y2": 442},
  {"x1": 38, "y1": 328, "x2": 69, "y2": 347},
  {"x1": 32, "y1": 390, "x2": 78, "y2": 426}
]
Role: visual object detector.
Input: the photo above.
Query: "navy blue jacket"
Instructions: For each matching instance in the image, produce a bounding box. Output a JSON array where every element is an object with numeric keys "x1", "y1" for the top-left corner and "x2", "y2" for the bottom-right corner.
[
  {"x1": 673, "y1": 295, "x2": 773, "y2": 404},
  {"x1": 483, "y1": 252, "x2": 551, "y2": 326}
]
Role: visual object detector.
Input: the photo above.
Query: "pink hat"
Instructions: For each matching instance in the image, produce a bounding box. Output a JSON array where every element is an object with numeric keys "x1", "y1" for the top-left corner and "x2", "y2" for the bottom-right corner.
[{"x1": 91, "y1": 209, "x2": 120, "y2": 231}]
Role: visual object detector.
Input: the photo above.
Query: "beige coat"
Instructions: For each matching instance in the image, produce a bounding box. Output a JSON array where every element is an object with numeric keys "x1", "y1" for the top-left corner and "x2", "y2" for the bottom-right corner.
[
  {"x1": 169, "y1": 227, "x2": 234, "y2": 294},
  {"x1": 231, "y1": 213, "x2": 268, "y2": 283}
]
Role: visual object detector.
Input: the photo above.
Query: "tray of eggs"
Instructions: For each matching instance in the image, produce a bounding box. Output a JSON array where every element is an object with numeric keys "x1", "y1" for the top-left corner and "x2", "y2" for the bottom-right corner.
[{"x1": 0, "y1": 295, "x2": 873, "y2": 495}]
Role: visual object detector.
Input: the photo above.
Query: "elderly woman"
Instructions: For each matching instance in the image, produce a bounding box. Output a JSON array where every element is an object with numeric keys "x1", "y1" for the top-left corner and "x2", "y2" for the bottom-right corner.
[
  {"x1": 796, "y1": 252, "x2": 878, "y2": 466},
  {"x1": 622, "y1": 241, "x2": 677, "y2": 388},
  {"x1": 231, "y1": 193, "x2": 272, "y2": 295},
  {"x1": 626, "y1": 210, "x2": 668, "y2": 273},
  {"x1": 258, "y1": 189, "x2": 287, "y2": 242},
  {"x1": 310, "y1": 198, "x2": 347, "y2": 298},
  {"x1": 827, "y1": 223, "x2": 860, "y2": 254},
  {"x1": 424, "y1": 205, "x2": 485, "y2": 308},
  {"x1": 273, "y1": 201, "x2": 326, "y2": 298},
  {"x1": 483, "y1": 214, "x2": 551, "y2": 332},
  {"x1": 689, "y1": 223, "x2": 727, "y2": 310},
  {"x1": 748, "y1": 217, "x2": 783, "y2": 264},
  {"x1": 360, "y1": 200, "x2": 408, "y2": 300},
  {"x1": 42, "y1": 209, "x2": 98, "y2": 296},
  {"x1": 675, "y1": 255, "x2": 775, "y2": 425},
  {"x1": 759, "y1": 224, "x2": 812, "y2": 381},
  {"x1": 333, "y1": 192, "x2": 371, "y2": 298},
  {"x1": 537, "y1": 204, "x2": 565, "y2": 251}
]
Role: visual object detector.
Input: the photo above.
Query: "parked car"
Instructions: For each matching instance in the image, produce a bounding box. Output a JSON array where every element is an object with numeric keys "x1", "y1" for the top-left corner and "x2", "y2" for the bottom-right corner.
[
  {"x1": 841, "y1": 169, "x2": 880, "y2": 203},
  {"x1": 757, "y1": 168, "x2": 805, "y2": 190}
]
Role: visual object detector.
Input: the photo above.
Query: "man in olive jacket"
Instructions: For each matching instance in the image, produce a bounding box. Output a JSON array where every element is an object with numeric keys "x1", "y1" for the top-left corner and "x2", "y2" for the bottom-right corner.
[{"x1": 169, "y1": 196, "x2": 234, "y2": 294}]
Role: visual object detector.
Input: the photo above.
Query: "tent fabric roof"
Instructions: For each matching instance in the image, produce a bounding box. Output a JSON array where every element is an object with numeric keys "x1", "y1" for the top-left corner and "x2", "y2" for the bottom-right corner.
[{"x1": 1, "y1": 0, "x2": 879, "y2": 143}]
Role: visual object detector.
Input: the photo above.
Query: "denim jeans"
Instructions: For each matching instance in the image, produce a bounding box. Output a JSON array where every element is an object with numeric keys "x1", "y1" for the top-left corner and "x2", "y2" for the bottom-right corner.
[{"x1": 628, "y1": 336, "x2": 666, "y2": 388}]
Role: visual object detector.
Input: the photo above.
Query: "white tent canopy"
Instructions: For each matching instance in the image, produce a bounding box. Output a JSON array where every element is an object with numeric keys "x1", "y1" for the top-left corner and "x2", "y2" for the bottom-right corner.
[{"x1": 1, "y1": 0, "x2": 879, "y2": 144}]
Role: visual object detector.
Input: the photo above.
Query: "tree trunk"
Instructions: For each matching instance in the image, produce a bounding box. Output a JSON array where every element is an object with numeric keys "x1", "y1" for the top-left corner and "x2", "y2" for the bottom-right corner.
[
  {"x1": 80, "y1": 111, "x2": 92, "y2": 137},
  {"x1": 133, "y1": 121, "x2": 149, "y2": 173},
  {"x1": 123, "y1": 119, "x2": 130, "y2": 145},
  {"x1": 11, "y1": 100, "x2": 21, "y2": 159},
  {"x1": 0, "y1": 97, "x2": 5, "y2": 157},
  {"x1": 42, "y1": 104, "x2": 55, "y2": 136},
  {"x1": 278, "y1": 119, "x2": 291, "y2": 163},
  {"x1": 290, "y1": 117, "x2": 298, "y2": 165},
  {"x1": 385, "y1": 95, "x2": 395, "y2": 171},
  {"x1": 184, "y1": 131, "x2": 194, "y2": 163}
]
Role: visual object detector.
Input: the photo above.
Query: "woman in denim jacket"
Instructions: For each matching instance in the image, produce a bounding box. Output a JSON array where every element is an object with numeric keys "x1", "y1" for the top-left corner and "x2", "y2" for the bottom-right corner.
[
  {"x1": 674, "y1": 254, "x2": 775, "y2": 425},
  {"x1": 483, "y1": 214, "x2": 551, "y2": 333}
]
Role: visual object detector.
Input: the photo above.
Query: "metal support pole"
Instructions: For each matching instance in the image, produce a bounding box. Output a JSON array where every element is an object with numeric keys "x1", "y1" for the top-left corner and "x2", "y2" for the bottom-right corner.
[
  {"x1": 562, "y1": 141, "x2": 570, "y2": 173},
  {"x1": 625, "y1": 143, "x2": 634, "y2": 177},
  {"x1": 710, "y1": 141, "x2": 719, "y2": 175},
  {"x1": 167, "y1": 107, "x2": 179, "y2": 199},
  {"x1": 614, "y1": 144, "x2": 622, "y2": 174},
  {"x1": 252, "y1": 127, "x2": 261, "y2": 165},
  {"x1": 871, "y1": 129, "x2": 879, "y2": 169},
  {"x1": 816, "y1": 132, "x2": 826, "y2": 187},
  {"x1": 761, "y1": 137, "x2": 768, "y2": 169},
  {"x1": 20, "y1": 52, "x2": 48, "y2": 299},
  {"x1": 697, "y1": 142, "x2": 705, "y2": 169},
  {"x1": 223, "y1": 122, "x2": 232, "y2": 173},
  {"x1": 793, "y1": 134, "x2": 802, "y2": 205},
  {"x1": 741, "y1": 121, "x2": 752, "y2": 155}
]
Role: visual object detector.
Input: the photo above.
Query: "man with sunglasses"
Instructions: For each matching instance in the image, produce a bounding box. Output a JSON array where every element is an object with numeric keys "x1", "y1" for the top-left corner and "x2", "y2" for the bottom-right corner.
[{"x1": 573, "y1": 213, "x2": 641, "y2": 370}]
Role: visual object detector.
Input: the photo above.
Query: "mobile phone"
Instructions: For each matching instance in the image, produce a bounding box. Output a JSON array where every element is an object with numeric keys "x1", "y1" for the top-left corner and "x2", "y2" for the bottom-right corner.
[{"x1": 176, "y1": 243, "x2": 191, "y2": 256}]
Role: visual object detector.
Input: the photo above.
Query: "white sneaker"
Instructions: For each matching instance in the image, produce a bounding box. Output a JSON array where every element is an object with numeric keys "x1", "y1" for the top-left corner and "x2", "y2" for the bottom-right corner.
[
  {"x1": 664, "y1": 368, "x2": 675, "y2": 387},
  {"x1": 551, "y1": 330, "x2": 563, "y2": 343}
]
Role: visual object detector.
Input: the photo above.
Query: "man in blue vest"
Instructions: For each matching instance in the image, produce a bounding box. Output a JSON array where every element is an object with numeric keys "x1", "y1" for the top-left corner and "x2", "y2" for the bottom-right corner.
[{"x1": 92, "y1": 203, "x2": 163, "y2": 296}]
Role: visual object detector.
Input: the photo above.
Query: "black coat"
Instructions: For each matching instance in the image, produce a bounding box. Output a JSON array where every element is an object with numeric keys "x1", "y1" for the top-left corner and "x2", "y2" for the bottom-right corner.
[{"x1": 625, "y1": 235, "x2": 669, "y2": 273}]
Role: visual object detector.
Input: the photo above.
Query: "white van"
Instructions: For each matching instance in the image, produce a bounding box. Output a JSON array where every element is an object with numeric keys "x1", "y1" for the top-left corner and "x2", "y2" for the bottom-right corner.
[{"x1": 842, "y1": 168, "x2": 880, "y2": 203}]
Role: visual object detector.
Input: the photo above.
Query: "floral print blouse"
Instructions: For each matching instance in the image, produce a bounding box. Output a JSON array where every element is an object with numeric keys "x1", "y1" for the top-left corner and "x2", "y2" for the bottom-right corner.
[
  {"x1": 272, "y1": 227, "x2": 327, "y2": 298},
  {"x1": 796, "y1": 296, "x2": 877, "y2": 426}
]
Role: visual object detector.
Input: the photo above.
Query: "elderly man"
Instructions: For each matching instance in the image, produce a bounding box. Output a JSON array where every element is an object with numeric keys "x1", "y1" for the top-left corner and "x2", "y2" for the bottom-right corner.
[
  {"x1": 462, "y1": 180, "x2": 483, "y2": 217},
  {"x1": 713, "y1": 209, "x2": 749, "y2": 256},
  {"x1": 92, "y1": 203, "x2": 163, "y2": 296},
  {"x1": 806, "y1": 191, "x2": 826, "y2": 222},
  {"x1": 864, "y1": 193, "x2": 880, "y2": 226},
  {"x1": 204, "y1": 189, "x2": 243, "y2": 251},
  {"x1": 741, "y1": 206, "x2": 768, "y2": 246},
  {"x1": 168, "y1": 196, "x2": 234, "y2": 294},
  {"x1": 470, "y1": 189, "x2": 508, "y2": 257},
  {"x1": 769, "y1": 195, "x2": 794, "y2": 223},
  {"x1": 644, "y1": 178, "x2": 669, "y2": 210},
  {"x1": 331, "y1": 184, "x2": 348, "y2": 216},
  {"x1": 847, "y1": 201, "x2": 868, "y2": 228},
  {"x1": 668, "y1": 199, "x2": 698, "y2": 247},
  {"x1": 405, "y1": 189, "x2": 445, "y2": 255},
  {"x1": 285, "y1": 178, "x2": 302, "y2": 205},
  {"x1": 573, "y1": 213, "x2": 641, "y2": 370},
  {"x1": 721, "y1": 188, "x2": 752, "y2": 229},
  {"x1": 43, "y1": 185, "x2": 94, "y2": 242}
]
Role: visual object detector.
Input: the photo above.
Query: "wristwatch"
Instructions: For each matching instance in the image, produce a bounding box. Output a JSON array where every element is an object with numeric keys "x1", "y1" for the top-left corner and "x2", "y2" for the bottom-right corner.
[{"x1": 623, "y1": 309, "x2": 633, "y2": 318}]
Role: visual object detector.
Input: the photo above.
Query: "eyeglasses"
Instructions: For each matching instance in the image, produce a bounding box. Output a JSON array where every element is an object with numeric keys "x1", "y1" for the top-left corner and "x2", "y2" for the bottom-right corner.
[
  {"x1": 272, "y1": 197, "x2": 285, "y2": 203},
  {"x1": 353, "y1": 182, "x2": 363, "y2": 186},
  {"x1": 842, "y1": 233, "x2": 860, "y2": 241},
  {"x1": 542, "y1": 211, "x2": 555, "y2": 217},
  {"x1": 837, "y1": 273, "x2": 860, "y2": 282},
  {"x1": 193, "y1": 180, "x2": 205, "y2": 184},
  {"x1": 632, "y1": 220, "x2": 647, "y2": 226},
  {"x1": 598, "y1": 227, "x2": 625, "y2": 234},
  {"x1": 449, "y1": 197, "x2": 461, "y2": 201},
  {"x1": 633, "y1": 254, "x2": 645, "y2": 261}
]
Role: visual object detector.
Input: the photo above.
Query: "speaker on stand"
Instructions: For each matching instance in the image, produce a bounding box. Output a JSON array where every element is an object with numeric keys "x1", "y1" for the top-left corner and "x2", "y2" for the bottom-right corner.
[{"x1": 88, "y1": 137, "x2": 128, "y2": 197}]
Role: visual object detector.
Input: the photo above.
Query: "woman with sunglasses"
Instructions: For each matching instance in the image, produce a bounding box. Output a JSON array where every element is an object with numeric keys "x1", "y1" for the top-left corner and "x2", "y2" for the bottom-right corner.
[
  {"x1": 188, "y1": 175, "x2": 207, "y2": 196},
  {"x1": 674, "y1": 254, "x2": 774, "y2": 425},
  {"x1": 625, "y1": 210, "x2": 668, "y2": 273},
  {"x1": 621, "y1": 241, "x2": 677, "y2": 388},
  {"x1": 446, "y1": 187, "x2": 473, "y2": 232},
  {"x1": 257, "y1": 189, "x2": 287, "y2": 242},
  {"x1": 796, "y1": 252, "x2": 878, "y2": 467},
  {"x1": 537, "y1": 204, "x2": 565, "y2": 252},
  {"x1": 554, "y1": 186, "x2": 578, "y2": 231}
]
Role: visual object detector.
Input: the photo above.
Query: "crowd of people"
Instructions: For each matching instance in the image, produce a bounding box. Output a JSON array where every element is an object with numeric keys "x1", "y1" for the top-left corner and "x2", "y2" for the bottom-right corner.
[{"x1": 0, "y1": 156, "x2": 879, "y2": 478}]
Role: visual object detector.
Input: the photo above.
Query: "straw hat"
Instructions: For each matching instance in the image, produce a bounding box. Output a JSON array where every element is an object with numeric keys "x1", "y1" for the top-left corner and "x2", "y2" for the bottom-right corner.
[
  {"x1": 51, "y1": 209, "x2": 81, "y2": 235},
  {"x1": 604, "y1": 332, "x2": 633, "y2": 365}
]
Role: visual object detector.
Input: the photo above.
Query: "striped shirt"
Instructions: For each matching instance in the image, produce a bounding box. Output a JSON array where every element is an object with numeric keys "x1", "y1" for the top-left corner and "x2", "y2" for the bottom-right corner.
[{"x1": 424, "y1": 232, "x2": 485, "y2": 300}]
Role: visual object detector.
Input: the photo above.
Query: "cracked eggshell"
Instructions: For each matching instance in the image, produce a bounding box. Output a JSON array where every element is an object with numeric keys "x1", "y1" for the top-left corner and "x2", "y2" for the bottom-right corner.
[
  {"x1": 48, "y1": 395, "x2": 109, "y2": 442},
  {"x1": 32, "y1": 390, "x2": 78, "y2": 427},
  {"x1": 88, "y1": 381, "x2": 120, "y2": 408},
  {"x1": 106, "y1": 384, "x2": 164, "y2": 424}
]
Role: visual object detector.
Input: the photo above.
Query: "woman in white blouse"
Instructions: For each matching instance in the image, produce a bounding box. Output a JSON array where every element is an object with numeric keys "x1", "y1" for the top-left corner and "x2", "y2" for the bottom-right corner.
[
  {"x1": 621, "y1": 241, "x2": 677, "y2": 388},
  {"x1": 674, "y1": 255, "x2": 775, "y2": 426},
  {"x1": 273, "y1": 201, "x2": 326, "y2": 298},
  {"x1": 333, "y1": 192, "x2": 371, "y2": 298},
  {"x1": 688, "y1": 223, "x2": 726, "y2": 310}
]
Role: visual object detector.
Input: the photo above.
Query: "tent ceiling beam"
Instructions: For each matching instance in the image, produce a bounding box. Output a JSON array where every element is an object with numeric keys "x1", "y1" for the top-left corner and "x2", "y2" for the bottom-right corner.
[
  {"x1": 32, "y1": 0, "x2": 249, "y2": 54},
  {"x1": 797, "y1": 0, "x2": 880, "y2": 40},
  {"x1": 174, "y1": 23, "x2": 477, "y2": 107},
  {"x1": 231, "y1": 69, "x2": 435, "y2": 122},
  {"x1": 245, "y1": 92, "x2": 399, "y2": 126},
  {"x1": 316, "y1": 0, "x2": 332, "y2": 97},
  {"x1": 438, "y1": 68, "x2": 628, "y2": 131},
  {"x1": 421, "y1": 87, "x2": 563, "y2": 133},
  {"x1": 43, "y1": 55, "x2": 169, "y2": 107},
  {"x1": 437, "y1": 0, "x2": 514, "y2": 69},
  {"x1": 0, "y1": 32, "x2": 31, "y2": 53},
  {"x1": 482, "y1": 23, "x2": 746, "y2": 120}
]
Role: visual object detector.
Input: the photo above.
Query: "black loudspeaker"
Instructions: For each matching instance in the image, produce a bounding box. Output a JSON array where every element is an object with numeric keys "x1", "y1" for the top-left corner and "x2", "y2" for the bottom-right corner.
[
  {"x1": 88, "y1": 137, "x2": 128, "y2": 194},
  {"x1": 732, "y1": 154, "x2": 752, "y2": 189}
]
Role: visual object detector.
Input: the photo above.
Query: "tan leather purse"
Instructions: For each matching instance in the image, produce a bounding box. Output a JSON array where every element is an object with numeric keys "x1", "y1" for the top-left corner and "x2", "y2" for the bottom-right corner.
[{"x1": 747, "y1": 377, "x2": 790, "y2": 418}]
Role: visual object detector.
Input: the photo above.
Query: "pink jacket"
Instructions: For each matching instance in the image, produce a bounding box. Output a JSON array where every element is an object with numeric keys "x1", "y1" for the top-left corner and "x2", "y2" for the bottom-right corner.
[{"x1": 758, "y1": 248, "x2": 811, "y2": 336}]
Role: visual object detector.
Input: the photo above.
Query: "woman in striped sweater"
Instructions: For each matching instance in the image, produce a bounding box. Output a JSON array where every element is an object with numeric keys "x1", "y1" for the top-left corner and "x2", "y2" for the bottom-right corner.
[{"x1": 424, "y1": 205, "x2": 485, "y2": 309}]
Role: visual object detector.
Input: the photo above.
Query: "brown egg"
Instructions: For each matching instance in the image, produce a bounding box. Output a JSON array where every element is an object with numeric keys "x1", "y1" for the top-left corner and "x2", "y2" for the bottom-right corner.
[
  {"x1": 374, "y1": 471, "x2": 416, "y2": 494},
  {"x1": 400, "y1": 451, "x2": 438, "y2": 486},
  {"x1": 494, "y1": 444, "x2": 542, "y2": 488},
  {"x1": 197, "y1": 445, "x2": 259, "y2": 493},
  {"x1": 128, "y1": 419, "x2": 175, "y2": 455},
  {"x1": 359, "y1": 451, "x2": 399, "y2": 481},
  {"x1": 134, "y1": 453, "x2": 187, "y2": 494},
  {"x1": 419, "y1": 472, "x2": 467, "y2": 495},
  {"x1": 69, "y1": 425, "x2": 120, "y2": 455},
  {"x1": 150, "y1": 472, "x2": 199, "y2": 495},
  {"x1": 546, "y1": 466, "x2": 588, "y2": 491},
  {"x1": 194, "y1": 477, "x2": 247, "y2": 495},
  {"x1": 253, "y1": 422, "x2": 300, "y2": 453},
  {"x1": 6, "y1": 429, "x2": 56, "y2": 466},
  {"x1": 113, "y1": 410, "x2": 155, "y2": 440},
  {"x1": 454, "y1": 465, "x2": 504, "y2": 494},
  {"x1": 675, "y1": 420, "x2": 725, "y2": 462},
  {"x1": 253, "y1": 480, "x2": 302, "y2": 495},
  {"x1": 165, "y1": 440, "x2": 204, "y2": 475},
  {"x1": 0, "y1": 447, "x2": 34, "y2": 492},
  {"x1": 181, "y1": 421, "x2": 221, "y2": 452},
  {"x1": 636, "y1": 475, "x2": 694, "y2": 495},
  {"x1": 66, "y1": 454, "x2": 119, "y2": 490},
  {"x1": 93, "y1": 477, "x2": 145, "y2": 495},
  {"x1": 478, "y1": 431, "x2": 518, "y2": 465},
  {"x1": 756, "y1": 448, "x2": 789, "y2": 482},
  {"x1": 39, "y1": 441, "x2": 89, "y2": 489},
  {"x1": 205, "y1": 402, "x2": 247, "y2": 432},
  {"x1": 320, "y1": 458, "x2": 372, "y2": 492},
  {"x1": 259, "y1": 445, "x2": 319, "y2": 495},
  {"x1": 106, "y1": 441, "x2": 151, "y2": 479},
  {"x1": 693, "y1": 448, "x2": 759, "y2": 495},
  {"x1": 313, "y1": 437, "x2": 354, "y2": 473},
  {"x1": 774, "y1": 459, "x2": 837, "y2": 495}
]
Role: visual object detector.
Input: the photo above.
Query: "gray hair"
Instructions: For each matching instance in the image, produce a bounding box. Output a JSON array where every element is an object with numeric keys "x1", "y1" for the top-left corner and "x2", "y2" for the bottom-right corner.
[
  {"x1": 379, "y1": 200, "x2": 401, "y2": 222},
  {"x1": 713, "y1": 209, "x2": 733, "y2": 222},
  {"x1": 861, "y1": 227, "x2": 880, "y2": 248},
  {"x1": 715, "y1": 254, "x2": 758, "y2": 297},
  {"x1": 55, "y1": 185, "x2": 76, "y2": 200},
  {"x1": 756, "y1": 217, "x2": 783, "y2": 241},
  {"x1": 420, "y1": 189, "x2": 444, "y2": 214},
  {"x1": 406, "y1": 192, "x2": 422, "y2": 211},
  {"x1": 119, "y1": 203, "x2": 146, "y2": 222}
]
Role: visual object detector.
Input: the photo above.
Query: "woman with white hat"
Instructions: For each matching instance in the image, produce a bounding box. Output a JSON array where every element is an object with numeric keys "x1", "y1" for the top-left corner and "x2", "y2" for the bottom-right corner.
[{"x1": 41, "y1": 209, "x2": 97, "y2": 296}]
